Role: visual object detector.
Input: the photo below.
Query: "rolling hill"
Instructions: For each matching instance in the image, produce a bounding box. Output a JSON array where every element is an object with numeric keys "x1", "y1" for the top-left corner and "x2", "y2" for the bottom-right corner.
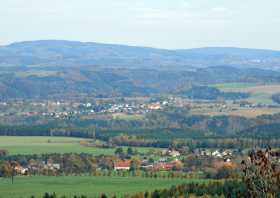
[
  {"x1": 1, "y1": 40, "x2": 280, "y2": 70},
  {"x1": 1, "y1": 40, "x2": 280, "y2": 99}
]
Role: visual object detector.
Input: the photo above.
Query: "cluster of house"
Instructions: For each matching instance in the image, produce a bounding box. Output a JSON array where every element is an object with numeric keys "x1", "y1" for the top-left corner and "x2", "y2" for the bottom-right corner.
[
  {"x1": 193, "y1": 149, "x2": 233, "y2": 162},
  {"x1": 238, "y1": 101, "x2": 278, "y2": 108},
  {"x1": 107, "y1": 101, "x2": 169, "y2": 113},
  {"x1": 106, "y1": 104, "x2": 143, "y2": 114},
  {"x1": 152, "y1": 159, "x2": 183, "y2": 171},
  {"x1": 14, "y1": 165, "x2": 28, "y2": 175},
  {"x1": 13, "y1": 161, "x2": 61, "y2": 175},
  {"x1": 161, "y1": 149, "x2": 181, "y2": 157},
  {"x1": 113, "y1": 158, "x2": 183, "y2": 171},
  {"x1": 56, "y1": 101, "x2": 168, "y2": 117},
  {"x1": 147, "y1": 102, "x2": 162, "y2": 110},
  {"x1": 1, "y1": 99, "x2": 171, "y2": 119},
  {"x1": 113, "y1": 148, "x2": 182, "y2": 171}
]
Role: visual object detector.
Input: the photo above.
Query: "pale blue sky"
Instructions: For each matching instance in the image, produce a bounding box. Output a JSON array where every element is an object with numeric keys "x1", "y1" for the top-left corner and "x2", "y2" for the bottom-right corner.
[{"x1": 1, "y1": 0, "x2": 280, "y2": 49}]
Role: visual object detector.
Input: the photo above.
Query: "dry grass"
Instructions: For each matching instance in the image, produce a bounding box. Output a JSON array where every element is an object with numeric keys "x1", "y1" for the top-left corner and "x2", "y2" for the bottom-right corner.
[
  {"x1": 204, "y1": 108, "x2": 280, "y2": 118},
  {"x1": 190, "y1": 95, "x2": 280, "y2": 118},
  {"x1": 220, "y1": 84, "x2": 280, "y2": 94},
  {"x1": 214, "y1": 83, "x2": 280, "y2": 104}
]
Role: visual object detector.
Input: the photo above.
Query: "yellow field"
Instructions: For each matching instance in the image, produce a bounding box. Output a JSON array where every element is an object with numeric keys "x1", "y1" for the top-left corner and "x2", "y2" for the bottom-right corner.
[
  {"x1": 202, "y1": 108, "x2": 280, "y2": 118},
  {"x1": 216, "y1": 83, "x2": 280, "y2": 104},
  {"x1": 192, "y1": 83, "x2": 280, "y2": 117}
]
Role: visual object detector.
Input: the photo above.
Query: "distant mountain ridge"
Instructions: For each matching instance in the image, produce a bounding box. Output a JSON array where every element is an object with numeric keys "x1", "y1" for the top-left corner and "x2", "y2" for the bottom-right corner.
[{"x1": 1, "y1": 40, "x2": 280, "y2": 70}]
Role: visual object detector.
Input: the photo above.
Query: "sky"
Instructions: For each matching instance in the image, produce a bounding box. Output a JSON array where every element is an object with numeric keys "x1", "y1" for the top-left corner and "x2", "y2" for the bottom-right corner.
[{"x1": 1, "y1": 0, "x2": 280, "y2": 50}]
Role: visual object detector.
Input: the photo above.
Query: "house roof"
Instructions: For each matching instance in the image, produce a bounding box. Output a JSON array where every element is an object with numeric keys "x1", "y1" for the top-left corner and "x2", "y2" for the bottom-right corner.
[
  {"x1": 154, "y1": 160, "x2": 183, "y2": 170},
  {"x1": 114, "y1": 160, "x2": 131, "y2": 167}
]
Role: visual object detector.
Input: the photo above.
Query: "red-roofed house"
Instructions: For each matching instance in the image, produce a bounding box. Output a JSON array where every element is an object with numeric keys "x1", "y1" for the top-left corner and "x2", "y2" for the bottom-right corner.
[
  {"x1": 114, "y1": 160, "x2": 131, "y2": 170},
  {"x1": 154, "y1": 159, "x2": 183, "y2": 171}
]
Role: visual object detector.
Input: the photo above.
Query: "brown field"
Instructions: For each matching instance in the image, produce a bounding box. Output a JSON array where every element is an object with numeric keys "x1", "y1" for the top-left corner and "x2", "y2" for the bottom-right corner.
[
  {"x1": 203, "y1": 108, "x2": 280, "y2": 118},
  {"x1": 190, "y1": 85, "x2": 280, "y2": 117},
  {"x1": 217, "y1": 83, "x2": 280, "y2": 104},
  {"x1": 219, "y1": 84, "x2": 280, "y2": 94}
]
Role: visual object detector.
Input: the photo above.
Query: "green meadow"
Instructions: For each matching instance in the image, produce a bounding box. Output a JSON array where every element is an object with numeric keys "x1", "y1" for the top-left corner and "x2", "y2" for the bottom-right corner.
[
  {"x1": 0, "y1": 136, "x2": 156, "y2": 155},
  {"x1": 0, "y1": 176, "x2": 205, "y2": 198}
]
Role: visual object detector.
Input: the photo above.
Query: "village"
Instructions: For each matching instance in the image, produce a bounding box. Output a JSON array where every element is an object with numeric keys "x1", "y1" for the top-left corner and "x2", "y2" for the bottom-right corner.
[
  {"x1": 0, "y1": 98, "x2": 170, "y2": 120},
  {"x1": 1, "y1": 93, "x2": 280, "y2": 122},
  {"x1": 1, "y1": 146, "x2": 241, "y2": 177}
]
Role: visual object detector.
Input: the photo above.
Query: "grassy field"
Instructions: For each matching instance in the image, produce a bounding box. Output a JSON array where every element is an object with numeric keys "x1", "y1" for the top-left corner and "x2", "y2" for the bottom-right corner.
[
  {"x1": 0, "y1": 176, "x2": 204, "y2": 198},
  {"x1": 191, "y1": 82, "x2": 280, "y2": 117},
  {"x1": 201, "y1": 108, "x2": 280, "y2": 118},
  {"x1": 213, "y1": 82, "x2": 259, "y2": 89},
  {"x1": 0, "y1": 136, "x2": 156, "y2": 155},
  {"x1": 214, "y1": 82, "x2": 280, "y2": 104},
  {"x1": 112, "y1": 113, "x2": 144, "y2": 120}
]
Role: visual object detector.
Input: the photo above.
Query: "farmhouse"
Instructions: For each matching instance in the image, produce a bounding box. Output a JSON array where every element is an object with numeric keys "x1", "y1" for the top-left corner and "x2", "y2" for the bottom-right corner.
[
  {"x1": 162, "y1": 149, "x2": 180, "y2": 157},
  {"x1": 14, "y1": 165, "x2": 28, "y2": 175},
  {"x1": 154, "y1": 159, "x2": 183, "y2": 171},
  {"x1": 114, "y1": 160, "x2": 131, "y2": 170},
  {"x1": 45, "y1": 162, "x2": 61, "y2": 170},
  {"x1": 212, "y1": 150, "x2": 222, "y2": 158},
  {"x1": 148, "y1": 103, "x2": 161, "y2": 110},
  {"x1": 141, "y1": 160, "x2": 153, "y2": 169}
]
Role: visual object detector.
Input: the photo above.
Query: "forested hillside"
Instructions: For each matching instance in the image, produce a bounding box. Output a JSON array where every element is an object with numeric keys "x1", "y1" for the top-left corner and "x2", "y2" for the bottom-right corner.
[
  {"x1": 0, "y1": 66, "x2": 280, "y2": 99},
  {"x1": 1, "y1": 40, "x2": 280, "y2": 69},
  {"x1": 0, "y1": 41, "x2": 280, "y2": 99}
]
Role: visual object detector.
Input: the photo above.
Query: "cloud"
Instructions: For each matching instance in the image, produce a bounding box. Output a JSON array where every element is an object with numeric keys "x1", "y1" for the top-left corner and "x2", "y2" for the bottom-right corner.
[
  {"x1": 131, "y1": 4, "x2": 232, "y2": 26},
  {"x1": 0, "y1": 0, "x2": 280, "y2": 50},
  {"x1": 211, "y1": 7, "x2": 229, "y2": 13}
]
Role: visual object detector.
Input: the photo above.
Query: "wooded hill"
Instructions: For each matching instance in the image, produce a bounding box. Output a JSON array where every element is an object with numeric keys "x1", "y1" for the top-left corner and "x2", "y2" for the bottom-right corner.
[
  {"x1": 0, "y1": 66, "x2": 280, "y2": 99},
  {"x1": 1, "y1": 40, "x2": 280, "y2": 69},
  {"x1": 1, "y1": 40, "x2": 280, "y2": 99}
]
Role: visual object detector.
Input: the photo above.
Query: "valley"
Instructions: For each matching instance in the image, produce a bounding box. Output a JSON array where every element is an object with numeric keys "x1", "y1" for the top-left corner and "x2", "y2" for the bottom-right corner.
[
  {"x1": 2, "y1": 0, "x2": 280, "y2": 196},
  {"x1": 0, "y1": 41, "x2": 279, "y2": 198}
]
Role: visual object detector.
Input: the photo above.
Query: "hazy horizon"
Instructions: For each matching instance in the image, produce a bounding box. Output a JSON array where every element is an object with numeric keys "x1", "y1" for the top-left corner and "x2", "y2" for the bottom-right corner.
[
  {"x1": 2, "y1": 39, "x2": 280, "y2": 51},
  {"x1": 1, "y1": 0, "x2": 280, "y2": 50}
]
